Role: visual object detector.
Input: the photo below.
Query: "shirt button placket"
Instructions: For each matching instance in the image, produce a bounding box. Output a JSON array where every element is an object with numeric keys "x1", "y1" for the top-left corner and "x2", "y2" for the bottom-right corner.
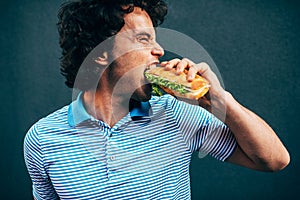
[
  {"x1": 110, "y1": 155, "x2": 116, "y2": 161},
  {"x1": 108, "y1": 130, "x2": 116, "y2": 163},
  {"x1": 106, "y1": 128, "x2": 117, "y2": 180}
]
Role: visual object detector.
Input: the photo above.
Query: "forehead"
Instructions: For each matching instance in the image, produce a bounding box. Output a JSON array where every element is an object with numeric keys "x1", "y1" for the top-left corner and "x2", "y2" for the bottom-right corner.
[{"x1": 121, "y1": 7, "x2": 154, "y2": 34}]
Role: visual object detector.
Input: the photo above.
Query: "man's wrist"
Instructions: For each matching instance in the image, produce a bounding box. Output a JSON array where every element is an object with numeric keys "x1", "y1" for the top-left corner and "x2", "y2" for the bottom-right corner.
[{"x1": 224, "y1": 91, "x2": 247, "y2": 125}]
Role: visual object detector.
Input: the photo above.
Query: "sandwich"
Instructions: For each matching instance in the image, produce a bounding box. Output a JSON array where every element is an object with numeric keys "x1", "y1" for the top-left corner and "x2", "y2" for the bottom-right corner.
[{"x1": 145, "y1": 66, "x2": 210, "y2": 100}]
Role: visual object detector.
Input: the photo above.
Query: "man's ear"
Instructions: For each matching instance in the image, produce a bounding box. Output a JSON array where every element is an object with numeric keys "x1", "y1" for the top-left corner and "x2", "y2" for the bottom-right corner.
[{"x1": 94, "y1": 51, "x2": 109, "y2": 66}]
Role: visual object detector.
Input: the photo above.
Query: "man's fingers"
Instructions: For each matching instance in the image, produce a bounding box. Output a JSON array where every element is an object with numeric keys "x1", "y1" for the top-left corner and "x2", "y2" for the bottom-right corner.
[
  {"x1": 187, "y1": 65, "x2": 197, "y2": 81},
  {"x1": 160, "y1": 58, "x2": 196, "y2": 74},
  {"x1": 176, "y1": 59, "x2": 189, "y2": 74},
  {"x1": 195, "y1": 62, "x2": 210, "y2": 75},
  {"x1": 160, "y1": 59, "x2": 212, "y2": 83},
  {"x1": 160, "y1": 58, "x2": 181, "y2": 70},
  {"x1": 187, "y1": 62, "x2": 210, "y2": 81}
]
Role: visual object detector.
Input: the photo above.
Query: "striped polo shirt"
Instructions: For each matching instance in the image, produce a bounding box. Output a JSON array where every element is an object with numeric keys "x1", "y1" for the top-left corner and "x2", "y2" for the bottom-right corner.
[{"x1": 24, "y1": 94, "x2": 237, "y2": 200}]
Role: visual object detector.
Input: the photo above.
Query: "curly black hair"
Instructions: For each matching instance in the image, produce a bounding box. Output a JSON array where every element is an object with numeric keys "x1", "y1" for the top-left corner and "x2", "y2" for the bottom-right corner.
[{"x1": 57, "y1": 0, "x2": 168, "y2": 90}]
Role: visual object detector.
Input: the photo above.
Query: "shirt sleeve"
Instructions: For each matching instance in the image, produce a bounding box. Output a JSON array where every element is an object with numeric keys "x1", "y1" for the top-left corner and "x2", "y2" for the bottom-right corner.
[
  {"x1": 23, "y1": 123, "x2": 59, "y2": 200},
  {"x1": 167, "y1": 95, "x2": 237, "y2": 161},
  {"x1": 195, "y1": 115, "x2": 237, "y2": 161}
]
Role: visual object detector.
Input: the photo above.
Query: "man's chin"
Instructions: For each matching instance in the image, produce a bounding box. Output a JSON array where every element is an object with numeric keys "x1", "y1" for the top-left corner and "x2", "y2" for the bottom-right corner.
[{"x1": 131, "y1": 84, "x2": 152, "y2": 102}]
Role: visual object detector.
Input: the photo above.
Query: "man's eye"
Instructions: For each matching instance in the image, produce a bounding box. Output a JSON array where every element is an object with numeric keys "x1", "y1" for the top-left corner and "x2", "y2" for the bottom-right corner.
[{"x1": 138, "y1": 37, "x2": 150, "y2": 43}]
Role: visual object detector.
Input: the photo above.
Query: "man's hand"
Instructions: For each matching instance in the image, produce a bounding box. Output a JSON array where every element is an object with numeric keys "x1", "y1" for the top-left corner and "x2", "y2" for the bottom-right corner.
[
  {"x1": 161, "y1": 58, "x2": 290, "y2": 172},
  {"x1": 160, "y1": 58, "x2": 226, "y2": 120}
]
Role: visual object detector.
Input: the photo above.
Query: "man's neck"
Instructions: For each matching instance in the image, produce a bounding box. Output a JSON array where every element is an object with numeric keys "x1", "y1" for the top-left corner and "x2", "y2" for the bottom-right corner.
[{"x1": 82, "y1": 89, "x2": 131, "y2": 127}]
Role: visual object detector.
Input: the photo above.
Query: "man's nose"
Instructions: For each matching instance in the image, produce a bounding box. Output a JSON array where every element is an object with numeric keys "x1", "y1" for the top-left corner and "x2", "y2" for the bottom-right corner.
[{"x1": 151, "y1": 42, "x2": 164, "y2": 57}]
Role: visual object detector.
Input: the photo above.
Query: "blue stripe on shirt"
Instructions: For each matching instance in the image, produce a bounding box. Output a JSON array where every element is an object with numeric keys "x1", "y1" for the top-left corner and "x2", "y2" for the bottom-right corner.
[{"x1": 24, "y1": 94, "x2": 236, "y2": 200}]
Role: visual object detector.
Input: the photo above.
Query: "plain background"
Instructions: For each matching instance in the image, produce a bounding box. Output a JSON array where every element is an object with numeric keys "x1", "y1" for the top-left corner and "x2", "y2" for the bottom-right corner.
[{"x1": 1, "y1": 0, "x2": 299, "y2": 199}]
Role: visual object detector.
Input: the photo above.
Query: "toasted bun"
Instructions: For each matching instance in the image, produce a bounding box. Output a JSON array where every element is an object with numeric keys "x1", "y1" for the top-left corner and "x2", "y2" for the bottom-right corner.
[{"x1": 146, "y1": 67, "x2": 210, "y2": 100}]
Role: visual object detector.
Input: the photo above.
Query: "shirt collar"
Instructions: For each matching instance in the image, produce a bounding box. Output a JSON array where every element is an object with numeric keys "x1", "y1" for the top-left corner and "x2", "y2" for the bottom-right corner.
[
  {"x1": 129, "y1": 99, "x2": 151, "y2": 120},
  {"x1": 68, "y1": 92, "x2": 91, "y2": 127},
  {"x1": 68, "y1": 92, "x2": 151, "y2": 127}
]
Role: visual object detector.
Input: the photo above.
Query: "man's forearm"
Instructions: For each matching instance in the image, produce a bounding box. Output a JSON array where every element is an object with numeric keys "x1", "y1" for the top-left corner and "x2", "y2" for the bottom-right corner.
[{"x1": 224, "y1": 91, "x2": 290, "y2": 171}]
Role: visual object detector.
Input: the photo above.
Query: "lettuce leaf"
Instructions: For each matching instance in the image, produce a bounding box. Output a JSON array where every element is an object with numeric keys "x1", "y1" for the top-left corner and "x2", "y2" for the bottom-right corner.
[
  {"x1": 145, "y1": 72, "x2": 189, "y2": 94},
  {"x1": 151, "y1": 84, "x2": 165, "y2": 96}
]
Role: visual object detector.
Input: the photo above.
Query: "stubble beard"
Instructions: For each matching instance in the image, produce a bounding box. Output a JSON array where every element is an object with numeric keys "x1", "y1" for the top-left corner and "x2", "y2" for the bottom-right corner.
[{"x1": 131, "y1": 83, "x2": 153, "y2": 102}]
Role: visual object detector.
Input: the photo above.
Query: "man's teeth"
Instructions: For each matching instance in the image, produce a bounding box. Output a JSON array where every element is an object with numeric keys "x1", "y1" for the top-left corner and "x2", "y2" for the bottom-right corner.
[
  {"x1": 146, "y1": 64, "x2": 159, "y2": 71},
  {"x1": 149, "y1": 64, "x2": 157, "y2": 70}
]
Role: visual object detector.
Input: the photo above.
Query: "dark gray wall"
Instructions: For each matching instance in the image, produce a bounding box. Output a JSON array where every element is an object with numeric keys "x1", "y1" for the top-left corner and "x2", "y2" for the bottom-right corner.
[{"x1": 1, "y1": 0, "x2": 299, "y2": 199}]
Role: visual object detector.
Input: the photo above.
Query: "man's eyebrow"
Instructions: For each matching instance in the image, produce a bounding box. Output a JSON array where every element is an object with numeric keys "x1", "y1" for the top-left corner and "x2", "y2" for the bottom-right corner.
[{"x1": 135, "y1": 31, "x2": 152, "y2": 38}]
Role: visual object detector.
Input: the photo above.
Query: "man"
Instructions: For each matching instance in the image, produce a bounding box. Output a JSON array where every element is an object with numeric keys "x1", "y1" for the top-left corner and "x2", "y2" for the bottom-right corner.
[{"x1": 24, "y1": 0, "x2": 290, "y2": 199}]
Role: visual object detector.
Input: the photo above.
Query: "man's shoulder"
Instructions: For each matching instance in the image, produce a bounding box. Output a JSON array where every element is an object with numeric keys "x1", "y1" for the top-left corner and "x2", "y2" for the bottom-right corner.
[
  {"x1": 150, "y1": 94, "x2": 199, "y2": 111},
  {"x1": 39, "y1": 105, "x2": 70, "y2": 126},
  {"x1": 150, "y1": 94, "x2": 177, "y2": 108},
  {"x1": 26, "y1": 104, "x2": 71, "y2": 137},
  {"x1": 150, "y1": 94, "x2": 211, "y2": 122}
]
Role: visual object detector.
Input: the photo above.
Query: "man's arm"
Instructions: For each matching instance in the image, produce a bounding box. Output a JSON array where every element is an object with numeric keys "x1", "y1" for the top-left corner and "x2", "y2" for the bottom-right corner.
[
  {"x1": 223, "y1": 91, "x2": 290, "y2": 171},
  {"x1": 161, "y1": 59, "x2": 290, "y2": 171},
  {"x1": 24, "y1": 124, "x2": 60, "y2": 199}
]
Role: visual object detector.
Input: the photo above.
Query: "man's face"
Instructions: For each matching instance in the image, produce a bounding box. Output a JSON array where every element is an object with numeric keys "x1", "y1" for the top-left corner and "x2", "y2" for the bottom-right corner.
[{"x1": 109, "y1": 7, "x2": 164, "y2": 102}]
